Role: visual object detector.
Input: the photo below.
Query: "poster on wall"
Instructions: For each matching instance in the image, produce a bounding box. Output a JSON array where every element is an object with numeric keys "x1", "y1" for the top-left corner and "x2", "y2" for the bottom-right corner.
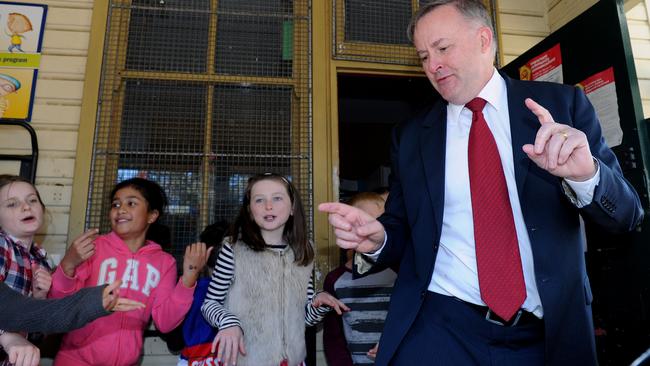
[
  {"x1": 518, "y1": 44, "x2": 563, "y2": 84},
  {"x1": 577, "y1": 67, "x2": 623, "y2": 147},
  {"x1": 0, "y1": 1, "x2": 47, "y2": 121}
]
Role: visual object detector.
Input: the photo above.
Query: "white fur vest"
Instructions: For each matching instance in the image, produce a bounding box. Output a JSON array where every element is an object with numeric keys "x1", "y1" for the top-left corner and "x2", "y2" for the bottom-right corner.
[{"x1": 225, "y1": 241, "x2": 313, "y2": 366}]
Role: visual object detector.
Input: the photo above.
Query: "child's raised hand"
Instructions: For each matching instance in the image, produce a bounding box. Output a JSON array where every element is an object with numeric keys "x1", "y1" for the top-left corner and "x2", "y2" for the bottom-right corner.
[
  {"x1": 312, "y1": 291, "x2": 351, "y2": 315},
  {"x1": 30, "y1": 262, "x2": 51, "y2": 299},
  {"x1": 60, "y1": 228, "x2": 98, "y2": 277},
  {"x1": 102, "y1": 280, "x2": 146, "y2": 312},
  {"x1": 181, "y1": 242, "x2": 213, "y2": 288},
  {"x1": 211, "y1": 326, "x2": 246, "y2": 366}
]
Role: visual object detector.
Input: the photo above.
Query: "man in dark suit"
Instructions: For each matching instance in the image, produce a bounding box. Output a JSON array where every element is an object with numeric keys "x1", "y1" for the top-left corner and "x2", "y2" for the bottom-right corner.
[{"x1": 319, "y1": 0, "x2": 644, "y2": 365}]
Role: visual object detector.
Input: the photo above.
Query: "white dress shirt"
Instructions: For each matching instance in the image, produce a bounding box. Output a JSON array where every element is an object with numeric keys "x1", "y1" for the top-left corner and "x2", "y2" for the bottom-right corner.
[{"x1": 367, "y1": 69, "x2": 600, "y2": 318}]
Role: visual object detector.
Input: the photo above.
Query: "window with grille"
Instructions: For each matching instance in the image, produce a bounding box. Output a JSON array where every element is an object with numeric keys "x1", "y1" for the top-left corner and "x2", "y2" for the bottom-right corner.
[
  {"x1": 87, "y1": 0, "x2": 311, "y2": 265},
  {"x1": 333, "y1": 0, "x2": 498, "y2": 65}
]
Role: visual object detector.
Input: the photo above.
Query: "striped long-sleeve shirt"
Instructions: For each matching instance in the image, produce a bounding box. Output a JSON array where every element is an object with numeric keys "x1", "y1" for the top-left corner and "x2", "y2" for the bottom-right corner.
[{"x1": 201, "y1": 241, "x2": 330, "y2": 331}]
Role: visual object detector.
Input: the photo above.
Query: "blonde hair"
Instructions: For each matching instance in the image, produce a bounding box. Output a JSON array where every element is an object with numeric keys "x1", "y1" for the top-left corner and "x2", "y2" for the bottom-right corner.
[{"x1": 348, "y1": 192, "x2": 385, "y2": 212}]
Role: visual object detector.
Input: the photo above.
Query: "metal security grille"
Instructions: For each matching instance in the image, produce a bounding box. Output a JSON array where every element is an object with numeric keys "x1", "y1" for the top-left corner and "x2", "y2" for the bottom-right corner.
[
  {"x1": 333, "y1": 0, "x2": 418, "y2": 64},
  {"x1": 333, "y1": 0, "x2": 498, "y2": 65},
  {"x1": 87, "y1": 0, "x2": 311, "y2": 265}
]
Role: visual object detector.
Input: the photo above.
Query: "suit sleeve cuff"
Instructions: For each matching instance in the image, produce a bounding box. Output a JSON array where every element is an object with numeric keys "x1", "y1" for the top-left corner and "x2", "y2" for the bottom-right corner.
[
  {"x1": 562, "y1": 158, "x2": 601, "y2": 208},
  {"x1": 355, "y1": 231, "x2": 387, "y2": 274}
]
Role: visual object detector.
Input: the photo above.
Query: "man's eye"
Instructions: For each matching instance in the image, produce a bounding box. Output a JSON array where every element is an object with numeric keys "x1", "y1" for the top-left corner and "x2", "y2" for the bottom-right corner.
[{"x1": 111, "y1": 202, "x2": 120, "y2": 208}]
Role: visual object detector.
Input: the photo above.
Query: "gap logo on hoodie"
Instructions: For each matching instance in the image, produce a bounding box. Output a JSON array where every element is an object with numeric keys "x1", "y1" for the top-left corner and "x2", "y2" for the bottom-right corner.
[{"x1": 98, "y1": 257, "x2": 161, "y2": 296}]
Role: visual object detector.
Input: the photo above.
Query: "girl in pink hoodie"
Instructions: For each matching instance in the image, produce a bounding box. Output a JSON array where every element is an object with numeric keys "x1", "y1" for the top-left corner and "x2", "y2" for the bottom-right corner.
[{"x1": 50, "y1": 178, "x2": 212, "y2": 366}]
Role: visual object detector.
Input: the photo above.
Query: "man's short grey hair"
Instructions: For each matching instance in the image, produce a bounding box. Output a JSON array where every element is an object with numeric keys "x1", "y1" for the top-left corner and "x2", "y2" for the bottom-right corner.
[{"x1": 407, "y1": 0, "x2": 495, "y2": 44}]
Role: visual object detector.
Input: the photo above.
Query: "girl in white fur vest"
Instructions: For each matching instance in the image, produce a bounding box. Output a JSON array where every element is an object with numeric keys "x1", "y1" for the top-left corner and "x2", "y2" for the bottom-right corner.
[{"x1": 201, "y1": 173, "x2": 348, "y2": 366}]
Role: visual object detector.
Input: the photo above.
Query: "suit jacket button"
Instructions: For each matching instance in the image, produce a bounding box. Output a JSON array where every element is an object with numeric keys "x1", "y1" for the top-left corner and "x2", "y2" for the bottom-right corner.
[{"x1": 421, "y1": 291, "x2": 426, "y2": 299}]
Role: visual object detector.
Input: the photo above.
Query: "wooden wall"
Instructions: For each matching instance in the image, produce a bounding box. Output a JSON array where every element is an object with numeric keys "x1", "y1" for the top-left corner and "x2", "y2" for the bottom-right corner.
[
  {"x1": 0, "y1": 0, "x2": 93, "y2": 264},
  {"x1": 627, "y1": 0, "x2": 650, "y2": 117},
  {"x1": 498, "y1": 0, "x2": 550, "y2": 65}
]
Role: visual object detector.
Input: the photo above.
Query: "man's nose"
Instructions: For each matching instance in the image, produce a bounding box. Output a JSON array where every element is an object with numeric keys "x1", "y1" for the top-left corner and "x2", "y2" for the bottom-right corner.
[{"x1": 425, "y1": 57, "x2": 442, "y2": 74}]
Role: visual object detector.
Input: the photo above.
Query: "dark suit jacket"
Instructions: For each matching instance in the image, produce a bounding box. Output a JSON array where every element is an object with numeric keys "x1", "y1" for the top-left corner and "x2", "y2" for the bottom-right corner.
[{"x1": 373, "y1": 73, "x2": 644, "y2": 365}]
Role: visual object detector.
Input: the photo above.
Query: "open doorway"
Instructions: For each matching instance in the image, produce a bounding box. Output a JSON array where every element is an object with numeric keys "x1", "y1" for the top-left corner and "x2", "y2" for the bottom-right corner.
[{"x1": 337, "y1": 74, "x2": 439, "y2": 202}]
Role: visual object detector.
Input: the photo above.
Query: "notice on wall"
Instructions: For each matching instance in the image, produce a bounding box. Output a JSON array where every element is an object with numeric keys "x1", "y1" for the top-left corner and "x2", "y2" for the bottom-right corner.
[
  {"x1": 518, "y1": 44, "x2": 563, "y2": 84},
  {"x1": 0, "y1": 1, "x2": 47, "y2": 121},
  {"x1": 576, "y1": 67, "x2": 622, "y2": 147}
]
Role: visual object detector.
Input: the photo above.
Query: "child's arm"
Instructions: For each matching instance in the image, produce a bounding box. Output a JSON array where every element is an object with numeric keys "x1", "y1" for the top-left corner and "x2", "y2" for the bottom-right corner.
[
  {"x1": 0, "y1": 331, "x2": 40, "y2": 366},
  {"x1": 58, "y1": 229, "x2": 98, "y2": 278},
  {"x1": 49, "y1": 229, "x2": 99, "y2": 298},
  {"x1": 322, "y1": 268, "x2": 354, "y2": 366},
  {"x1": 200, "y1": 242, "x2": 241, "y2": 330},
  {"x1": 30, "y1": 263, "x2": 51, "y2": 299},
  {"x1": 200, "y1": 242, "x2": 246, "y2": 365},
  {"x1": 305, "y1": 274, "x2": 350, "y2": 326},
  {"x1": 151, "y1": 242, "x2": 210, "y2": 333}
]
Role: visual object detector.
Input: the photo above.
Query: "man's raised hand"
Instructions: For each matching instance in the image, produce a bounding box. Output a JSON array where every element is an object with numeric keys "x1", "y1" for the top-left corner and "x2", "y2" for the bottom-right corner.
[
  {"x1": 522, "y1": 98, "x2": 596, "y2": 181},
  {"x1": 318, "y1": 202, "x2": 385, "y2": 253}
]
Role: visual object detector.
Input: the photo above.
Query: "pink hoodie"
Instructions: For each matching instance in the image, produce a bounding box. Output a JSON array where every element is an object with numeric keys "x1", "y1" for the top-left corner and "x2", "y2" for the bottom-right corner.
[{"x1": 49, "y1": 231, "x2": 194, "y2": 366}]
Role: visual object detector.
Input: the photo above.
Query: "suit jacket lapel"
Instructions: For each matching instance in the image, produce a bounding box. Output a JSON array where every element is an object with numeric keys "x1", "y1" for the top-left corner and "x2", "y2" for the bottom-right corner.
[
  {"x1": 503, "y1": 73, "x2": 539, "y2": 202},
  {"x1": 419, "y1": 99, "x2": 447, "y2": 237}
]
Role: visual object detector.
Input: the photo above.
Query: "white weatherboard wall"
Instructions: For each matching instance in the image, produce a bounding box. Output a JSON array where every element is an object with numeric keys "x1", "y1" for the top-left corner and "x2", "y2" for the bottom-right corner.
[
  {"x1": 627, "y1": 1, "x2": 650, "y2": 117},
  {"x1": 498, "y1": 0, "x2": 550, "y2": 65},
  {"x1": 0, "y1": 0, "x2": 92, "y2": 259}
]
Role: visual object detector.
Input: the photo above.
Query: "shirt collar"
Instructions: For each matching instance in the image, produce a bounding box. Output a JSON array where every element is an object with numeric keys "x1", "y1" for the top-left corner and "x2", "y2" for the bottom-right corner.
[{"x1": 447, "y1": 68, "x2": 506, "y2": 121}]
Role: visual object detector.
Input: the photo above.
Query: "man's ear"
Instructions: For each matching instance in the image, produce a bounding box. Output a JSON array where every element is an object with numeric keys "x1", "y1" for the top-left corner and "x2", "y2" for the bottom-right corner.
[{"x1": 478, "y1": 26, "x2": 493, "y2": 53}]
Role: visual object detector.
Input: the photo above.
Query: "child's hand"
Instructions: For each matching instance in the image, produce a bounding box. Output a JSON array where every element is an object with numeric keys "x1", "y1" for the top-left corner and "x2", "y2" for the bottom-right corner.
[
  {"x1": 60, "y1": 229, "x2": 98, "y2": 277},
  {"x1": 367, "y1": 343, "x2": 379, "y2": 359},
  {"x1": 211, "y1": 326, "x2": 246, "y2": 366},
  {"x1": 312, "y1": 291, "x2": 350, "y2": 315},
  {"x1": 102, "y1": 280, "x2": 146, "y2": 312},
  {"x1": 181, "y1": 242, "x2": 213, "y2": 288},
  {"x1": 0, "y1": 332, "x2": 40, "y2": 366},
  {"x1": 30, "y1": 263, "x2": 51, "y2": 299}
]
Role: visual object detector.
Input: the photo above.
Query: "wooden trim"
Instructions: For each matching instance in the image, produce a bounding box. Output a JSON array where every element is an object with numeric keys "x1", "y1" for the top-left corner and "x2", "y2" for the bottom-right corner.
[{"x1": 68, "y1": 0, "x2": 110, "y2": 242}]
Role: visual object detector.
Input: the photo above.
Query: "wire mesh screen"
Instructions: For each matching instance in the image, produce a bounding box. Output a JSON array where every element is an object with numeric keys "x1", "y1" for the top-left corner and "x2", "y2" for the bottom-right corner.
[
  {"x1": 87, "y1": 0, "x2": 311, "y2": 267},
  {"x1": 333, "y1": 0, "x2": 498, "y2": 65},
  {"x1": 333, "y1": 0, "x2": 419, "y2": 64}
]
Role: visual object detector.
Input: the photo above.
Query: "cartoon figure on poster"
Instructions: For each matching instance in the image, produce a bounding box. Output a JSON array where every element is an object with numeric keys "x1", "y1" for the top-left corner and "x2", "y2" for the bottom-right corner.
[
  {"x1": 0, "y1": 68, "x2": 32, "y2": 119},
  {"x1": 0, "y1": 71, "x2": 19, "y2": 116},
  {"x1": 0, "y1": 2, "x2": 47, "y2": 121},
  {"x1": 0, "y1": 3, "x2": 45, "y2": 54},
  {"x1": 5, "y1": 12, "x2": 32, "y2": 53}
]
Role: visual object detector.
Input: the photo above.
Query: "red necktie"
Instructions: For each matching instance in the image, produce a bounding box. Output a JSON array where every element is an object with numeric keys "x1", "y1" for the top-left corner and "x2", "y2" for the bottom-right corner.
[{"x1": 466, "y1": 97, "x2": 525, "y2": 321}]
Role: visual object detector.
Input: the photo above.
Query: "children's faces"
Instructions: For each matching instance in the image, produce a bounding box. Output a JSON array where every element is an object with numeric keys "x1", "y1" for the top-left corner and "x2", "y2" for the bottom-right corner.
[
  {"x1": 110, "y1": 187, "x2": 158, "y2": 242},
  {"x1": 0, "y1": 181, "x2": 43, "y2": 242},
  {"x1": 249, "y1": 179, "x2": 293, "y2": 237}
]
